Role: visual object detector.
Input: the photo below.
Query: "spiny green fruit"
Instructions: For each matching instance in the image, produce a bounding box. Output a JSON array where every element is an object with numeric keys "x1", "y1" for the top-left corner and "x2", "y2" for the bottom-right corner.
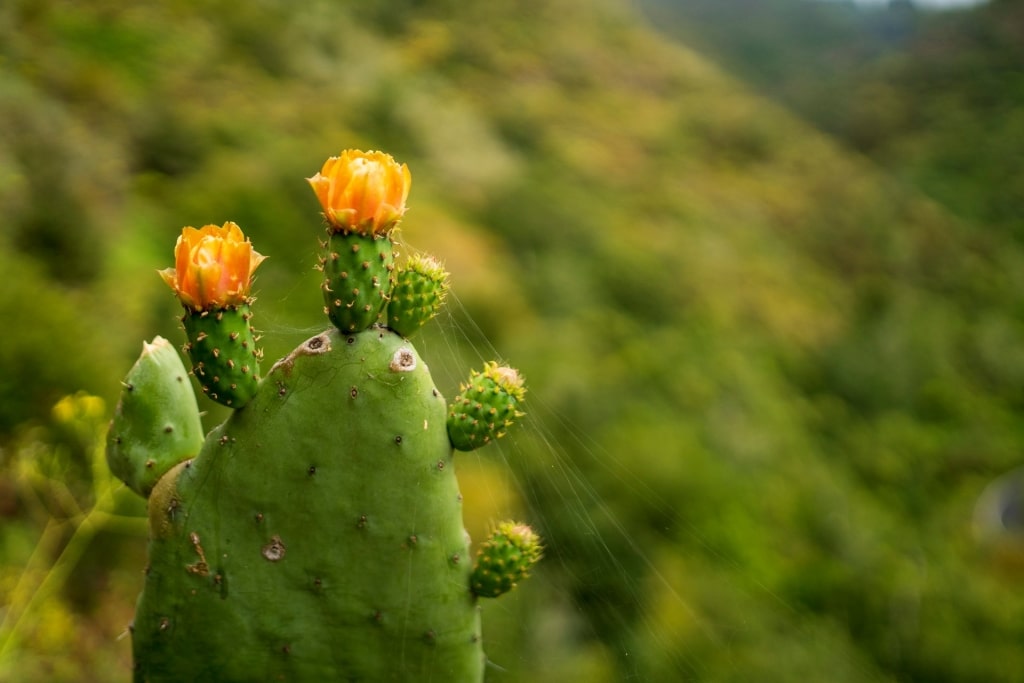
[
  {"x1": 181, "y1": 304, "x2": 262, "y2": 407},
  {"x1": 106, "y1": 337, "x2": 204, "y2": 498},
  {"x1": 388, "y1": 254, "x2": 450, "y2": 338},
  {"x1": 448, "y1": 362, "x2": 527, "y2": 451},
  {"x1": 320, "y1": 231, "x2": 395, "y2": 333},
  {"x1": 470, "y1": 521, "x2": 543, "y2": 598},
  {"x1": 131, "y1": 328, "x2": 484, "y2": 682}
]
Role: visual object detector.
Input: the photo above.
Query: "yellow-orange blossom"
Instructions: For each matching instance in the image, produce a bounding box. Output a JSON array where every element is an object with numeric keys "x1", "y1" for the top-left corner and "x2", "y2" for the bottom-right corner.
[
  {"x1": 307, "y1": 150, "x2": 411, "y2": 235},
  {"x1": 159, "y1": 222, "x2": 266, "y2": 310}
]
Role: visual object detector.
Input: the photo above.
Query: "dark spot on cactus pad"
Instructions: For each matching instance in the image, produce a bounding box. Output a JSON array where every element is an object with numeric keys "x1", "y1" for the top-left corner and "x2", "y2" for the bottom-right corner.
[
  {"x1": 282, "y1": 644, "x2": 291, "y2": 655},
  {"x1": 394, "y1": 435, "x2": 403, "y2": 445},
  {"x1": 357, "y1": 514, "x2": 368, "y2": 529},
  {"x1": 347, "y1": 336, "x2": 356, "y2": 345},
  {"x1": 390, "y1": 348, "x2": 416, "y2": 373},
  {"x1": 158, "y1": 617, "x2": 170, "y2": 632},
  {"x1": 145, "y1": 459, "x2": 155, "y2": 469},
  {"x1": 163, "y1": 424, "x2": 174, "y2": 433},
  {"x1": 262, "y1": 535, "x2": 286, "y2": 562},
  {"x1": 349, "y1": 386, "x2": 358, "y2": 398},
  {"x1": 306, "y1": 336, "x2": 324, "y2": 350},
  {"x1": 423, "y1": 630, "x2": 437, "y2": 645},
  {"x1": 255, "y1": 512, "x2": 264, "y2": 523},
  {"x1": 187, "y1": 532, "x2": 210, "y2": 576},
  {"x1": 307, "y1": 465, "x2": 317, "y2": 476},
  {"x1": 437, "y1": 460, "x2": 445, "y2": 471}
]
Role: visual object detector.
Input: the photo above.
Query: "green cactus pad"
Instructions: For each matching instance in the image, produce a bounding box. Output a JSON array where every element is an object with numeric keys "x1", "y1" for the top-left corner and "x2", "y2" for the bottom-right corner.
[
  {"x1": 131, "y1": 328, "x2": 484, "y2": 682},
  {"x1": 447, "y1": 362, "x2": 526, "y2": 451},
  {"x1": 106, "y1": 337, "x2": 204, "y2": 498},
  {"x1": 321, "y1": 231, "x2": 395, "y2": 333},
  {"x1": 181, "y1": 304, "x2": 262, "y2": 407},
  {"x1": 470, "y1": 521, "x2": 543, "y2": 599},
  {"x1": 387, "y1": 254, "x2": 450, "y2": 338}
]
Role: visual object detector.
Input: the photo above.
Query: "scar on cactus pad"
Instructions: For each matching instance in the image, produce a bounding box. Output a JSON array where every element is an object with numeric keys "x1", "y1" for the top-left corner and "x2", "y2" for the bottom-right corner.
[{"x1": 107, "y1": 149, "x2": 540, "y2": 682}]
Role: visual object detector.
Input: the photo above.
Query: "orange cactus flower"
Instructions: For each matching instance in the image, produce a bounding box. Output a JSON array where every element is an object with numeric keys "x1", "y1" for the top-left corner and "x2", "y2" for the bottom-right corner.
[
  {"x1": 307, "y1": 150, "x2": 411, "y2": 235},
  {"x1": 159, "y1": 222, "x2": 266, "y2": 310}
]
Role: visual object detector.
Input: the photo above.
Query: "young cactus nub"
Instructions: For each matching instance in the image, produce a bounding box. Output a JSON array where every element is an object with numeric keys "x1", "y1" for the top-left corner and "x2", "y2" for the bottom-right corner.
[
  {"x1": 448, "y1": 362, "x2": 526, "y2": 451},
  {"x1": 388, "y1": 253, "x2": 450, "y2": 338},
  {"x1": 471, "y1": 521, "x2": 543, "y2": 598},
  {"x1": 106, "y1": 337, "x2": 204, "y2": 498}
]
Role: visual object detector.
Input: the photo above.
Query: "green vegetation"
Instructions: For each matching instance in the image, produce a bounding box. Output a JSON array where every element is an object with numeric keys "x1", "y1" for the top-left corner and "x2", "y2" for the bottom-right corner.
[{"x1": 2, "y1": 0, "x2": 1024, "y2": 680}]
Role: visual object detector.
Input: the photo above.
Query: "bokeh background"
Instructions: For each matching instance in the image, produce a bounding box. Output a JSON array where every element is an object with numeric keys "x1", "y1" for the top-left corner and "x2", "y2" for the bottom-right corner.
[{"x1": 3, "y1": 0, "x2": 1024, "y2": 680}]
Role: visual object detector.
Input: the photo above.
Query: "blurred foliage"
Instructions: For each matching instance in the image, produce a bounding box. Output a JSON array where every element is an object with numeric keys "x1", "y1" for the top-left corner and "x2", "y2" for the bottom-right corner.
[{"x1": 2, "y1": 0, "x2": 1024, "y2": 680}]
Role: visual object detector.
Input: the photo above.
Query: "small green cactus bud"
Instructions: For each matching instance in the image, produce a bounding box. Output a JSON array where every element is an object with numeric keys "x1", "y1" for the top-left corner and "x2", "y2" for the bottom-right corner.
[
  {"x1": 388, "y1": 254, "x2": 450, "y2": 338},
  {"x1": 470, "y1": 521, "x2": 543, "y2": 598},
  {"x1": 181, "y1": 303, "x2": 262, "y2": 407},
  {"x1": 106, "y1": 337, "x2": 204, "y2": 498},
  {"x1": 447, "y1": 362, "x2": 526, "y2": 451},
  {"x1": 320, "y1": 231, "x2": 395, "y2": 333}
]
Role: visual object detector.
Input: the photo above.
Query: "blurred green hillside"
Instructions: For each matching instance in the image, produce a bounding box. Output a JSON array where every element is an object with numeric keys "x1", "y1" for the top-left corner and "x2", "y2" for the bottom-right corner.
[{"x1": 3, "y1": 0, "x2": 1024, "y2": 681}]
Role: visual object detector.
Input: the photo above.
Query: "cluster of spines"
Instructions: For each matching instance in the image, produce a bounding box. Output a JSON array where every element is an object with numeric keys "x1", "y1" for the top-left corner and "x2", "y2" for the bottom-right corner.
[
  {"x1": 447, "y1": 362, "x2": 526, "y2": 451},
  {"x1": 470, "y1": 522, "x2": 543, "y2": 598},
  {"x1": 181, "y1": 304, "x2": 263, "y2": 407},
  {"x1": 318, "y1": 231, "x2": 396, "y2": 333}
]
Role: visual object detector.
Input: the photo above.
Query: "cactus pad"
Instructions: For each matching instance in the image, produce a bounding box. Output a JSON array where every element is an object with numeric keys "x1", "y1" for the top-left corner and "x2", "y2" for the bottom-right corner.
[
  {"x1": 106, "y1": 337, "x2": 204, "y2": 498},
  {"x1": 130, "y1": 328, "x2": 484, "y2": 682}
]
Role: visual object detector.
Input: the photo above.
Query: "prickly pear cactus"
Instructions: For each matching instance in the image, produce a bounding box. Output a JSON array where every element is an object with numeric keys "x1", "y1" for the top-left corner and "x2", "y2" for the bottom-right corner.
[{"x1": 107, "y1": 150, "x2": 540, "y2": 682}]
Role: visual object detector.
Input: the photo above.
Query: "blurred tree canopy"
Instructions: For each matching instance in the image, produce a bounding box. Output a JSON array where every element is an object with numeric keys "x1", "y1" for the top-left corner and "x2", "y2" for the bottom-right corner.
[{"x1": 2, "y1": 0, "x2": 1024, "y2": 680}]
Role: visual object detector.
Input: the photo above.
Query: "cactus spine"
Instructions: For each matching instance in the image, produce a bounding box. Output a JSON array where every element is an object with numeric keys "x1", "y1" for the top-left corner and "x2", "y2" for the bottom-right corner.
[{"x1": 109, "y1": 150, "x2": 541, "y2": 682}]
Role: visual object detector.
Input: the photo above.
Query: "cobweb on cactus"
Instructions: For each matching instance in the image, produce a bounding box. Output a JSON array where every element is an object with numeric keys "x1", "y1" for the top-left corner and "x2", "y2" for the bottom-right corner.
[{"x1": 388, "y1": 246, "x2": 877, "y2": 682}]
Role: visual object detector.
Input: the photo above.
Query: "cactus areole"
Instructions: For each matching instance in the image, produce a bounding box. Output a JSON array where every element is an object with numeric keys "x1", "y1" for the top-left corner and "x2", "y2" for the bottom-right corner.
[{"x1": 108, "y1": 150, "x2": 539, "y2": 682}]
